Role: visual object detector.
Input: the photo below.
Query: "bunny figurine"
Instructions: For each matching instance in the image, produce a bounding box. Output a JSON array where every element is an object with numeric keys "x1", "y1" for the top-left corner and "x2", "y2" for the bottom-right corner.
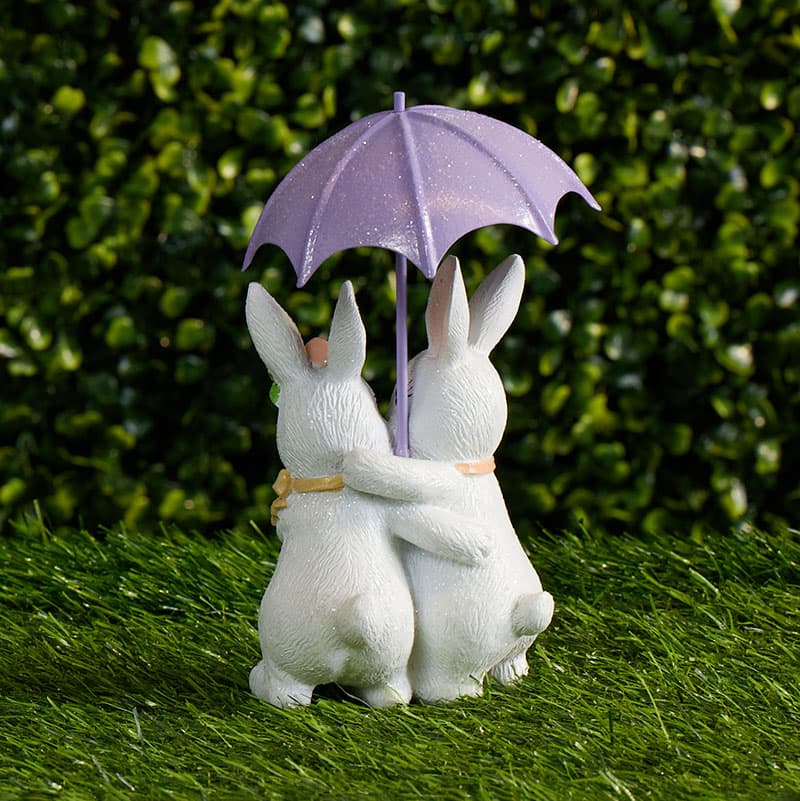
[
  {"x1": 343, "y1": 255, "x2": 554, "y2": 703},
  {"x1": 246, "y1": 279, "x2": 493, "y2": 708}
]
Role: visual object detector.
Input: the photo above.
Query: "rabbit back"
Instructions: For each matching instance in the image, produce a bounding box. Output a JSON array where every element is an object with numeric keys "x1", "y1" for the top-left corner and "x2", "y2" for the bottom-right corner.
[
  {"x1": 246, "y1": 279, "x2": 415, "y2": 704},
  {"x1": 259, "y1": 490, "x2": 415, "y2": 688},
  {"x1": 397, "y1": 255, "x2": 552, "y2": 700}
]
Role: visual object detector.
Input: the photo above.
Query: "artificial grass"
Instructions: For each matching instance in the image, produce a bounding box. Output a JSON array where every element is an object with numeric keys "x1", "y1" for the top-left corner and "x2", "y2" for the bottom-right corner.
[{"x1": 0, "y1": 519, "x2": 797, "y2": 801}]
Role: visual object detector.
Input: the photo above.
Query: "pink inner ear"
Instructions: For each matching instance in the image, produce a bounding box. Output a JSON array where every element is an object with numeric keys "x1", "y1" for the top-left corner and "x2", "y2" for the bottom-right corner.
[
  {"x1": 426, "y1": 256, "x2": 457, "y2": 354},
  {"x1": 426, "y1": 256, "x2": 469, "y2": 358},
  {"x1": 305, "y1": 337, "x2": 328, "y2": 367}
]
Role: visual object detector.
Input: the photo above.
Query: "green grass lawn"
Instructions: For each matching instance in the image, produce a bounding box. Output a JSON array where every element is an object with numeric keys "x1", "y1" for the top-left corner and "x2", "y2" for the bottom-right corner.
[{"x1": 1, "y1": 518, "x2": 797, "y2": 801}]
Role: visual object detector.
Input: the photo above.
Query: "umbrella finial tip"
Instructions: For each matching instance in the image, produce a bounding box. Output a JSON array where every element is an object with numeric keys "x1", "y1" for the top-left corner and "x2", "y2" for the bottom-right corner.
[{"x1": 393, "y1": 91, "x2": 406, "y2": 112}]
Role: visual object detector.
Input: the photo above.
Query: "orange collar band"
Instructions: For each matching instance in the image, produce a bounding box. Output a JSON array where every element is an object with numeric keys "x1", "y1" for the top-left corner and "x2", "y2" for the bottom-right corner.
[{"x1": 454, "y1": 456, "x2": 496, "y2": 476}]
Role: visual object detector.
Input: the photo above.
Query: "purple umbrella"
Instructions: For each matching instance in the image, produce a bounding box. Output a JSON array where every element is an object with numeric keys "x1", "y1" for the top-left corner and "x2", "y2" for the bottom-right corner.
[{"x1": 243, "y1": 92, "x2": 599, "y2": 455}]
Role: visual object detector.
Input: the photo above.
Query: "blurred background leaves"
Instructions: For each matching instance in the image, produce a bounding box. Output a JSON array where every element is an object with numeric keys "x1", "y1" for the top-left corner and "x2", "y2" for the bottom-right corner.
[{"x1": 1, "y1": 0, "x2": 798, "y2": 538}]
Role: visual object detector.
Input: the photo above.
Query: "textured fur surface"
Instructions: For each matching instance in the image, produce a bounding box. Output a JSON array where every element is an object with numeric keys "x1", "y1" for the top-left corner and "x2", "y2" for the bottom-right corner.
[
  {"x1": 343, "y1": 256, "x2": 554, "y2": 702},
  {"x1": 246, "y1": 280, "x2": 492, "y2": 708}
]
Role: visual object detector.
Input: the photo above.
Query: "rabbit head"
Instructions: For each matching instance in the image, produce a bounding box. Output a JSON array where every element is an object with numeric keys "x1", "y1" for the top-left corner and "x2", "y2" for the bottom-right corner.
[
  {"x1": 246, "y1": 281, "x2": 390, "y2": 477},
  {"x1": 393, "y1": 255, "x2": 525, "y2": 462}
]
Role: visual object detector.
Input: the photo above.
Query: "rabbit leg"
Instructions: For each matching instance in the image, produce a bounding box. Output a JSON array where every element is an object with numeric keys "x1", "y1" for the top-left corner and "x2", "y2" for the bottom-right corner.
[
  {"x1": 249, "y1": 658, "x2": 314, "y2": 708},
  {"x1": 411, "y1": 664, "x2": 484, "y2": 704},
  {"x1": 488, "y1": 592, "x2": 554, "y2": 686},
  {"x1": 386, "y1": 503, "x2": 492, "y2": 566},
  {"x1": 489, "y1": 651, "x2": 530, "y2": 685},
  {"x1": 406, "y1": 636, "x2": 484, "y2": 703},
  {"x1": 353, "y1": 669, "x2": 412, "y2": 708},
  {"x1": 484, "y1": 592, "x2": 554, "y2": 686}
]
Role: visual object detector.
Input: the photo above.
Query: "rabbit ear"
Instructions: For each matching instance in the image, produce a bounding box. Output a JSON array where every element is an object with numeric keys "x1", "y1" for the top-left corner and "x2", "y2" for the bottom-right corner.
[
  {"x1": 468, "y1": 254, "x2": 525, "y2": 354},
  {"x1": 426, "y1": 255, "x2": 470, "y2": 360},
  {"x1": 246, "y1": 282, "x2": 309, "y2": 384},
  {"x1": 326, "y1": 281, "x2": 366, "y2": 380}
]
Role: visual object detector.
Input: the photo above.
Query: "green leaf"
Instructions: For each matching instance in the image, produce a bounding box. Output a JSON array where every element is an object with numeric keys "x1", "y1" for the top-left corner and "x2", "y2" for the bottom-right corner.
[
  {"x1": 573, "y1": 152, "x2": 599, "y2": 186},
  {"x1": 217, "y1": 148, "x2": 244, "y2": 180},
  {"x1": 53, "y1": 336, "x2": 83, "y2": 372},
  {"x1": 467, "y1": 73, "x2": 493, "y2": 106},
  {"x1": 526, "y1": 483, "x2": 556, "y2": 514},
  {"x1": 755, "y1": 439, "x2": 781, "y2": 475},
  {"x1": 541, "y1": 383, "x2": 571, "y2": 416},
  {"x1": 175, "y1": 355, "x2": 208, "y2": 384},
  {"x1": 175, "y1": 319, "x2": 216, "y2": 351},
  {"x1": 139, "y1": 36, "x2": 178, "y2": 73},
  {"x1": 337, "y1": 12, "x2": 369, "y2": 40},
  {"x1": 716, "y1": 344, "x2": 754, "y2": 377},
  {"x1": 160, "y1": 287, "x2": 192, "y2": 319},
  {"x1": 105, "y1": 316, "x2": 138, "y2": 349},
  {"x1": 52, "y1": 85, "x2": 85, "y2": 115},
  {"x1": 502, "y1": 370, "x2": 533, "y2": 397},
  {"x1": 0, "y1": 477, "x2": 27, "y2": 506},
  {"x1": 760, "y1": 81, "x2": 784, "y2": 111},
  {"x1": 20, "y1": 317, "x2": 52, "y2": 351},
  {"x1": 556, "y1": 79, "x2": 579, "y2": 113},
  {"x1": 716, "y1": 475, "x2": 748, "y2": 521},
  {"x1": 139, "y1": 36, "x2": 181, "y2": 100},
  {"x1": 661, "y1": 423, "x2": 693, "y2": 455}
]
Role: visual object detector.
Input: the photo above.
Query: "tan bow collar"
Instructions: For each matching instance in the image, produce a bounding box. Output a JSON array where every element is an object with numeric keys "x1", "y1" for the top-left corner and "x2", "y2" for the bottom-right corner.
[{"x1": 270, "y1": 468, "x2": 345, "y2": 525}]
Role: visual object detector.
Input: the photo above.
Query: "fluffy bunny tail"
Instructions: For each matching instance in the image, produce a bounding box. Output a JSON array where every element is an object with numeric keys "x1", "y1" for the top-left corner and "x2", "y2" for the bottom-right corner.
[
  {"x1": 511, "y1": 591, "x2": 555, "y2": 638},
  {"x1": 336, "y1": 593, "x2": 377, "y2": 648}
]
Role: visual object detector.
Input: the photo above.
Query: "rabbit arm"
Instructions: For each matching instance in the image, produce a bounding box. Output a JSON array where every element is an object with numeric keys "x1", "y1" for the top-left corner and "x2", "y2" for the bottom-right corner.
[
  {"x1": 343, "y1": 447, "x2": 458, "y2": 504},
  {"x1": 386, "y1": 502, "x2": 492, "y2": 566}
]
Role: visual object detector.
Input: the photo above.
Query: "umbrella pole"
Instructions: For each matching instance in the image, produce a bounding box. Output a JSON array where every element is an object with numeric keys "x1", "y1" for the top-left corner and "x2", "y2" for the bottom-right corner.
[
  {"x1": 392, "y1": 91, "x2": 410, "y2": 458},
  {"x1": 394, "y1": 251, "x2": 410, "y2": 457}
]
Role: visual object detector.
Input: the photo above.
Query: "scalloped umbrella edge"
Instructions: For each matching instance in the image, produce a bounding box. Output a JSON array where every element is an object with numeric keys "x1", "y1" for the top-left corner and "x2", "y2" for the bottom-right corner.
[{"x1": 243, "y1": 92, "x2": 600, "y2": 456}]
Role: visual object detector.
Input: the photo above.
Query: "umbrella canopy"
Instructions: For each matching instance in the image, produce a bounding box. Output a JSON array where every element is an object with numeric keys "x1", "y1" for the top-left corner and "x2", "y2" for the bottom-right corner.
[
  {"x1": 243, "y1": 93, "x2": 599, "y2": 456},
  {"x1": 243, "y1": 96, "x2": 600, "y2": 284}
]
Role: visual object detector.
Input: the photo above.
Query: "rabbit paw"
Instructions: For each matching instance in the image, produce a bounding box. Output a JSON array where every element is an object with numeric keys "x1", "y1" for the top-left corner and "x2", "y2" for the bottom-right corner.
[
  {"x1": 354, "y1": 671, "x2": 412, "y2": 708},
  {"x1": 388, "y1": 503, "x2": 493, "y2": 566},
  {"x1": 249, "y1": 660, "x2": 314, "y2": 708},
  {"x1": 489, "y1": 653, "x2": 529, "y2": 685},
  {"x1": 413, "y1": 673, "x2": 484, "y2": 704}
]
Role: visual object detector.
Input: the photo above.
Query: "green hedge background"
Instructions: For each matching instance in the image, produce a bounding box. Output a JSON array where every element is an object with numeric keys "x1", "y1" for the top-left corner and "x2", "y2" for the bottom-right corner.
[{"x1": 1, "y1": 0, "x2": 798, "y2": 537}]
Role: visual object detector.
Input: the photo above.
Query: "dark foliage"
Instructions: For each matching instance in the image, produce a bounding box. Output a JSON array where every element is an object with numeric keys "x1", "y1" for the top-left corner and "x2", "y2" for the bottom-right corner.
[{"x1": 1, "y1": 0, "x2": 798, "y2": 536}]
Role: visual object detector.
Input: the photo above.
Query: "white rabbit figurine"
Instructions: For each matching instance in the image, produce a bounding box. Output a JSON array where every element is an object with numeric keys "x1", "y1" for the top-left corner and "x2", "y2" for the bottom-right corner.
[
  {"x1": 343, "y1": 255, "x2": 554, "y2": 703},
  {"x1": 246, "y1": 279, "x2": 492, "y2": 708}
]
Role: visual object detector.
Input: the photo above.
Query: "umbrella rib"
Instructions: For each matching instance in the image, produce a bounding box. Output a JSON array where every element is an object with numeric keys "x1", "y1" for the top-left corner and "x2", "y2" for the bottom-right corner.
[
  {"x1": 301, "y1": 113, "x2": 397, "y2": 280},
  {"x1": 412, "y1": 110, "x2": 557, "y2": 243},
  {"x1": 398, "y1": 110, "x2": 437, "y2": 275}
]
